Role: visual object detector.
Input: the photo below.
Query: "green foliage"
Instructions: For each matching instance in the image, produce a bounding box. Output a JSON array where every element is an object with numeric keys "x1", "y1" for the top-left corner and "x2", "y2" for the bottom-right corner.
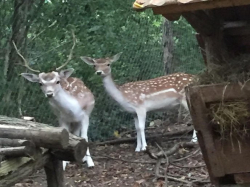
[{"x1": 0, "y1": 0, "x2": 204, "y2": 141}]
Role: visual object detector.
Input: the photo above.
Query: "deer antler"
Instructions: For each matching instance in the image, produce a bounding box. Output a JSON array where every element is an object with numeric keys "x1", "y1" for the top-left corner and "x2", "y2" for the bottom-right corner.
[
  {"x1": 56, "y1": 30, "x2": 76, "y2": 71},
  {"x1": 12, "y1": 41, "x2": 40, "y2": 73}
]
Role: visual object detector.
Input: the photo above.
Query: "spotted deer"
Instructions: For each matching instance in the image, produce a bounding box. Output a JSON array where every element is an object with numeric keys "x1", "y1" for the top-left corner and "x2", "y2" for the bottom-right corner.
[
  {"x1": 16, "y1": 32, "x2": 95, "y2": 169},
  {"x1": 81, "y1": 53, "x2": 197, "y2": 152}
]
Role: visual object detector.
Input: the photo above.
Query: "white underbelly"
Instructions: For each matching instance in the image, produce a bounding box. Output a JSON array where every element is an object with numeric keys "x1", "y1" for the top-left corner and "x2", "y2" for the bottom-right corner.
[
  {"x1": 118, "y1": 101, "x2": 137, "y2": 113},
  {"x1": 144, "y1": 97, "x2": 180, "y2": 112}
]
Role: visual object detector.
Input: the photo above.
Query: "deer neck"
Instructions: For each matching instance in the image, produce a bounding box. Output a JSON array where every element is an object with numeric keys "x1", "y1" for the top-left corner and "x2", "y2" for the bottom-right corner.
[
  {"x1": 49, "y1": 87, "x2": 80, "y2": 115},
  {"x1": 102, "y1": 74, "x2": 125, "y2": 104}
]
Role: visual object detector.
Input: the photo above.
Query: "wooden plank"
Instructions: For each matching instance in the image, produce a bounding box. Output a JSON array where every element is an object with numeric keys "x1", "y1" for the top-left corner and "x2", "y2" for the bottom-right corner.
[
  {"x1": 186, "y1": 86, "x2": 225, "y2": 178},
  {"x1": 162, "y1": 13, "x2": 181, "y2": 21},
  {"x1": 224, "y1": 25, "x2": 250, "y2": 36},
  {"x1": 228, "y1": 35, "x2": 250, "y2": 46},
  {"x1": 0, "y1": 149, "x2": 50, "y2": 187},
  {"x1": 152, "y1": 0, "x2": 250, "y2": 15},
  {"x1": 214, "y1": 138, "x2": 250, "y2": 175},
  {"x1": 191, "y1": 82, "x2": 250, "y2": 103}
]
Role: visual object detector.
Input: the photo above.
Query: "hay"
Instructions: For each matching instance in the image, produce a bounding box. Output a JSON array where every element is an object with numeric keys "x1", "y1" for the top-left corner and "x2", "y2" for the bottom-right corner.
[
  {"x1": 196, "y1": 54, "x2": 250, "y2": 139},
  {"x1": 209, "y1": 101, "x2": 250, "y2": 139},
  {"x1": 195, "y1": 54, "x2": 250, "y2": 85}
]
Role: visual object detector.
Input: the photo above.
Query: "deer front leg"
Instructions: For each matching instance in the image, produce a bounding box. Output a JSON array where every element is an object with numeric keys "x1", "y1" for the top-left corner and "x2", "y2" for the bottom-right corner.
[
  {"x1": 134, "y1": 115, "x2": 142, "y2": 152},
  {"x1": 81, "y1": 115, "x2": 94, "y2": 168},
  {"x1": 136, "y1": 109, "x2": 147, "y2": 151}
]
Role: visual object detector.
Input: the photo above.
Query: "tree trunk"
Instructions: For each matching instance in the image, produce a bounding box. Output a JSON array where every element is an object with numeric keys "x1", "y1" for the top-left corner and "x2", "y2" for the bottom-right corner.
[
  {"x1": 7, "y1": 0, "x2": 34, "y2": 80},
  {"x1": 162, "y1": 18, "x2": 174, "y2": 74}
]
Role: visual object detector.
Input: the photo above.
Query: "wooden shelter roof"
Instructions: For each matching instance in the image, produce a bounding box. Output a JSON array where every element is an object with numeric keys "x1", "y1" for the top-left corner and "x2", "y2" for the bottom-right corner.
[
  {"x1": 133, "y1": 0, "x2": 250, "y2": 19},
  {"x1": 132, "y1": 0, "x2": 250, "y2": 55}
]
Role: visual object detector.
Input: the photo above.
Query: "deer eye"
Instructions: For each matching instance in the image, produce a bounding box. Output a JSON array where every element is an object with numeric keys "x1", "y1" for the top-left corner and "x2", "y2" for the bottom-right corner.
[
  {"x1": 39, "y1": 83, "x2": 43, "y2": 86},
  {"x1": 107, "y1": 64, "x2": 110, "y2": 66},
  {"x1": 56, "y1": 81, "x2": 60, "y2": 84},
  {"x1": 93, "y1": 65, "x2": 96, "y2": 68}
]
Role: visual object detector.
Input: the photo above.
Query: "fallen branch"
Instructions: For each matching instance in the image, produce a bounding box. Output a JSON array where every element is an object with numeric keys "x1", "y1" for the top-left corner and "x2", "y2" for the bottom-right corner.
[
  {"x1": 93, "y1": 156, "x2": 158, "y2": 164},
  {"x1": 172, "y1": 148, "x2": 200, "y2": 162},
  {"x1": 96, "y1": 126, "x2": 193, "y2": 146},
  {"x1": 170, "y1": 162, "x2": 206, "y2": 168},
  {"x1": 156, "y1": 174, "x2": 191, "y2": 185},
  {"x1": 146, "y1": 142, "x2": 198, "y2": 160}
]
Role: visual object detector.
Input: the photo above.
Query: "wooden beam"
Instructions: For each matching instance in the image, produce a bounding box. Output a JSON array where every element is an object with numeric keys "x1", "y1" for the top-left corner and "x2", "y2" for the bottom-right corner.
[
  {"x1": 152, "y1": 0, "x2": 250, "y2": 15},
  {"x1": 185, "y1": 86, "x2": 225, "y2": 181},
  {"x1": 182, "y1": 10, "x2": 219, "y2": 36},
  {"x1": 162, "y1": 13, "x2": 181, "y2": 21},
  {"x1": 196, "y1": 33, "x2": 207, "y2": 66},
  {"x1": 52, "y1": 135, "x2": 87, "y2": 162},
  {"x1": 187, "y1": 82, "x2": 250, "y2": 104}
]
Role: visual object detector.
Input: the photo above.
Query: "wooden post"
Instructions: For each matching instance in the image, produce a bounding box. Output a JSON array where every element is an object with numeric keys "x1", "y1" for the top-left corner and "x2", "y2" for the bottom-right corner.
[
  {"x1": 44, "y1": 155, "x2": 64, "y2": 187},
  {"x1": 182, "y1": 10, "x2": 230, "y2": 69}
]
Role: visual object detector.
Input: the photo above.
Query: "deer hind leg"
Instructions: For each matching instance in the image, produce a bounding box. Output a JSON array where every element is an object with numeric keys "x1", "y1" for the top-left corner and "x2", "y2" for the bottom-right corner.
[
  {"x1": 80, "y1": 114, "x2": 94, "y2": 168},
  {"x1": 136, "y1": 109, "x2": 147, "y2": 151},
  {"x1": 180, "y1": 99, "x2": 197, "y2": 143},
  {"x1": 134, "y1": 115, "x2": 142, "y2": 152}
]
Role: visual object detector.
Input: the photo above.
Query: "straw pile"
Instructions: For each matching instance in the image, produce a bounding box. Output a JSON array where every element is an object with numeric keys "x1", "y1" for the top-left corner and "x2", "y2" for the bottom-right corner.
[{"x1": 195, "y1": 54, "x2": 250, "y2": 138}]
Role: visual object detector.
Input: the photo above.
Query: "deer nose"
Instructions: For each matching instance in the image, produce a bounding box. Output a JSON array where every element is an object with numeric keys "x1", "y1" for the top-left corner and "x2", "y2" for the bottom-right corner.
[
  {"x1": 46, "y1": 93, "x2": 53, "y2": 98},
  {"x1": 96, "y1": 71, "x2": 102, "y2": 75}
]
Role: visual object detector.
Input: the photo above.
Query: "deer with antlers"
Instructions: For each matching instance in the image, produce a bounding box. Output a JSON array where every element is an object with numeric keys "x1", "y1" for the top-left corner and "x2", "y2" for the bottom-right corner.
[
  {"x1": 17, "y1": 32, "x2": 95, "y2": 169},
  {"x1": 81, "y1": 53, "x2": 197, "y2": 152}
]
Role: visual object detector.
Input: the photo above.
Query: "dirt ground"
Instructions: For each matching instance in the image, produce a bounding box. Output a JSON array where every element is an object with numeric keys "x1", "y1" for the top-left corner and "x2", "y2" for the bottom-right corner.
[{"x1": 15, "y1": 122, "x2": 215, "y2": 187}]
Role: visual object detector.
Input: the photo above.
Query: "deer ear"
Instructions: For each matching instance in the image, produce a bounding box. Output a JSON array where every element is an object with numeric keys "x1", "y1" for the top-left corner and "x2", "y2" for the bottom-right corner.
[
  {"x1": 21, "y1": 73, "x2": 40, "y2": 83},
  {"x1": 110, "y1": 52, "x2": 122, "y2": 63},
  {"x1": 80, "y1": 56, "x2": 95, "y2": 65},
  {"x1": 59, "y1": 68, "x2": 74, "y2": 79}
]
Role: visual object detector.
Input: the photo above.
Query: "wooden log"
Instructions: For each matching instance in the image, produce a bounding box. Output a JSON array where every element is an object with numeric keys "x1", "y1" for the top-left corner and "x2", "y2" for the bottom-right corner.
[
  {"x1": 0, "y1": 149, "x2": 50, "y2": 187},
  {"x1": 44, "y1": 155, "x2": 64, "y2": 187},
  {"x1": 0, "y1": 138, "x2": 34, "y2": 147},
  {"x1": 0, "y1": 146, "x2": 35, "y2": 158},
  {"x1": 52, "y1": 134, "x2": 87, "y2": 162},
  {"x1": 0, "y1": 124, "x2": 69, "y2": 149},
  {"x1": 0, "y1": 116, "x2": 88, "y2": 162}
]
